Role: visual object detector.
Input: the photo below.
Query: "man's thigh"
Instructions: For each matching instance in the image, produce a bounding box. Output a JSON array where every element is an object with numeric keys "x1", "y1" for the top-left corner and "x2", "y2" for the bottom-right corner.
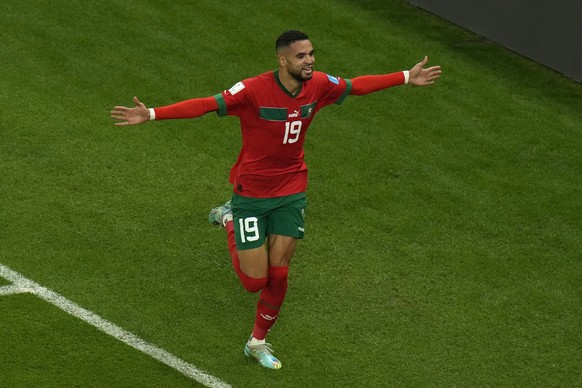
[{"x1": 232, "y1": 193, "x2": 306, "y2": 250}]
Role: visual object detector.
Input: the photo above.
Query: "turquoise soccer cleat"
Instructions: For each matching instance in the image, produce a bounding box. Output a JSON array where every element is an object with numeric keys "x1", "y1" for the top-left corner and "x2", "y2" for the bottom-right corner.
[
  {"x1": 208, "y1": 200, "x2": 232, "y2": 227},
  {"x1": 244, "y1": 342, "x2": 282, "y2": 370}
]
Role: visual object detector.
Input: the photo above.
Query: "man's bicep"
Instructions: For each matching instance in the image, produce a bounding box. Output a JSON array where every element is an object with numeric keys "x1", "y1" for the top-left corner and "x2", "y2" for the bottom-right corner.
[
  {"x1": 334, "y1": 78, "x2": 352, "y2": 105},
  {"x1": 215, "y1": 81, "x2": 249, "y2": 116},
  {"x1": 318, "y1": 76, "x2": 352, "y2": 107}
]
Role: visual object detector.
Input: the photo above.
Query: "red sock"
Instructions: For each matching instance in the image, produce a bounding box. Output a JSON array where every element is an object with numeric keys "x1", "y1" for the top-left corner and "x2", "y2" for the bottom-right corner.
[
  {"x1": 225, "y1": 221, "x2": 266, "y2": 293},
  {"x1": 225, "y1": 221, "x2": 239, "y2": 271},
  {"x1": 252, "y1": 266, "x2": 289, "y2": 340}
]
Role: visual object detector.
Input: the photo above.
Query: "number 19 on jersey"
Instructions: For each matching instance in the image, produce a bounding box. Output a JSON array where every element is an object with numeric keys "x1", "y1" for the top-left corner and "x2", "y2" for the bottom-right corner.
[{"x1": 283, "y1": 121, "x2": 302, "y2": 144}]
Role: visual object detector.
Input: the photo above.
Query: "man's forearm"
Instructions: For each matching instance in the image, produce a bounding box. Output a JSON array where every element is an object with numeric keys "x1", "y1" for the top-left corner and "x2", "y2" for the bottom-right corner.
[
  {"x1": 149, "y1": 96, "x2": 219, "y2": 120},
  {"x1": 349, "y1": 71, "x2": 409, "y2": 96}
]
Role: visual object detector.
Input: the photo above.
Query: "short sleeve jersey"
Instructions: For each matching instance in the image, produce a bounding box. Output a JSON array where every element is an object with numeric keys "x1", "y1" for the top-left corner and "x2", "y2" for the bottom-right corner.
[{"x1": 214, "y1": 70, "x2": 352, "y2": 198}]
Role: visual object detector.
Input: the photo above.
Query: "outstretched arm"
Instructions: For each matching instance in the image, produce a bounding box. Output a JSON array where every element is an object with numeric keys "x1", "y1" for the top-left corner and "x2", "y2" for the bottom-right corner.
[
  {"x1": 111, "y1": 96, "x2": 219, "y2": 126},
  {"x1": 349, "y1": 55, "x2": 441, "y2": 95}
]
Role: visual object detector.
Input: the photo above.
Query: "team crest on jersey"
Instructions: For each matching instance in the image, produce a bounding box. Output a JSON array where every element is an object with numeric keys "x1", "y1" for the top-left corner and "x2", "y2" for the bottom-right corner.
[
  {"x1": 228, "y1": 81, "x2": 245, "y2": 95},
  {"x1": 326, "y1": 74, "x2": 340, "y2": 85}
]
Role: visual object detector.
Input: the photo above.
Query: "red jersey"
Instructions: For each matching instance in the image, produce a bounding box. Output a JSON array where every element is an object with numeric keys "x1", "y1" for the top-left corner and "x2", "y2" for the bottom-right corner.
[{"x1": 214, "y1": 70, "x2": 352, "y2": 198}]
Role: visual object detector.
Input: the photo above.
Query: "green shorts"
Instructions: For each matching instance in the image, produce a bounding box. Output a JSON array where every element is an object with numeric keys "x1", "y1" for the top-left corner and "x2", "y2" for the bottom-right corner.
[{"x1": 231, "y1": 192, "x2": 307, "y2": 250}]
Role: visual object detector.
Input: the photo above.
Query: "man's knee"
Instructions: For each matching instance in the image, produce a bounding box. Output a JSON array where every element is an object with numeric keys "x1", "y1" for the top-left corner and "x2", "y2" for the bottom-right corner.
[{"x1": 239, "y1": 271, "x2": 268, "y2": 293}]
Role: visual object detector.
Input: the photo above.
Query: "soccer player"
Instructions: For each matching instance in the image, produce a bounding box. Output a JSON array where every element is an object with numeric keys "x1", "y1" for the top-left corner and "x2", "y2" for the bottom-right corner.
[{"x1": 111, "y1": 30, "x2": 441, "y2": 370}]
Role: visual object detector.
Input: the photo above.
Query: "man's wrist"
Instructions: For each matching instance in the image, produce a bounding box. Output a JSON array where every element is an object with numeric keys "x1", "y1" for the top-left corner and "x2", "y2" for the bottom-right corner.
[
  {"x1": 403, "y1": 70, "x2": 410, "y2": 84},
  {"x1": 148, "y1": 108, "x2": 156, "y2": 120}
]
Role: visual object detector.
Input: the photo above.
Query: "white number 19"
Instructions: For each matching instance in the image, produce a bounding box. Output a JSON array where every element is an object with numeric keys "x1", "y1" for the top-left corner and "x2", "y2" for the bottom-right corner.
[
  {"x1": 239, "y1": 217, "x2": 259, "y2": 243},
  {"x1": 283, "y1": 121, "x2": 302, "y2": 144}
]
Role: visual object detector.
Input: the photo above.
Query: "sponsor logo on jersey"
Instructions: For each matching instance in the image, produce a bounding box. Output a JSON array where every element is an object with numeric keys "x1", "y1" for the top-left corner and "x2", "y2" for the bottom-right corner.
[
  {"x1": 326, "y1": 74, "x2": 340, "y2": 85},
  {"x1": 298, "y1": 227, "x2": 305, "y2": 233},
  {"x1": 228, "y1": 81, "x2": 245, "y2": 95},
  {"x1": 289, "y1": 109, "x2": 300, "y2": 118}
]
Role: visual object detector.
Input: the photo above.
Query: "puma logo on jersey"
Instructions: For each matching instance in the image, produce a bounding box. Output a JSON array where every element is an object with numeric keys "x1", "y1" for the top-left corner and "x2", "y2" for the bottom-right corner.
[{"x1": 289, "y1": 109, "x2": 300, "y2": 118}]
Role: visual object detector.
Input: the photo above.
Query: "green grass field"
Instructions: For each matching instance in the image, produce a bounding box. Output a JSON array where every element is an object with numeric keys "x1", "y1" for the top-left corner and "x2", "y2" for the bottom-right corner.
[{"x1": 1, "y1": 0, "x2": 581, "y2": 386}]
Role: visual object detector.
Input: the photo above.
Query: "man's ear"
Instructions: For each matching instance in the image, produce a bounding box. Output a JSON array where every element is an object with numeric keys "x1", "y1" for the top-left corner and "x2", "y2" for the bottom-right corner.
[{"x1": 277, "y1": 54, "x2": 287, "y2": 67}]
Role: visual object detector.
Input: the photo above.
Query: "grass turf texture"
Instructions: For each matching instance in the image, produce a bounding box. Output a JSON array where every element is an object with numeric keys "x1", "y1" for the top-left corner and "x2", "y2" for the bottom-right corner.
[{"x1": 1, "y1": 0, "x2": 581, "y2": 386}]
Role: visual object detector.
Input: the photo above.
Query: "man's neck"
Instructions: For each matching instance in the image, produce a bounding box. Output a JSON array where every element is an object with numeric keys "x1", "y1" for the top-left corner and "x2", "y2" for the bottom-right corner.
[{"x1": 278, "y1": 68, "x2": 302, "y2": 96}]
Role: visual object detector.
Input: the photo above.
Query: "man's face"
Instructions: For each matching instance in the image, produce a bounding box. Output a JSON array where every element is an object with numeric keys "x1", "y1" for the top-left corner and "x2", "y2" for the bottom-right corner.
[{"x1": 280, "y1": 40, "x2": 315, "y2": 82}]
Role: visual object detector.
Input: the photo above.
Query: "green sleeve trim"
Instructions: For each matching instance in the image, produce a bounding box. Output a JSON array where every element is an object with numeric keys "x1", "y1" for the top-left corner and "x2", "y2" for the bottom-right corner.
[
  {"x1": 214, "y1": 93, "x2": 227, "y2": 116},
  {"x1": 335, "y1": 79, "x2": 352, "y2": 105}
]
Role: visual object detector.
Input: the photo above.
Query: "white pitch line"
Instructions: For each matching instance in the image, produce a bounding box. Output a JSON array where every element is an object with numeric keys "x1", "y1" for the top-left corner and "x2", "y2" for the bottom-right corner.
[
  {"x1": 0, "y1": 263, "x2": 230, "y2": 388},
  {"x1": 0, "y1": 284, "x2": 31, "y2": 295}
]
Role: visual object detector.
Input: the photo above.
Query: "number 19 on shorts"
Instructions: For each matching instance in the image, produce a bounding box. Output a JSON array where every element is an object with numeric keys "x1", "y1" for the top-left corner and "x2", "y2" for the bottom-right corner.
[{"x1": 239, "y1": 217, "x2": 260, "y2": 243}]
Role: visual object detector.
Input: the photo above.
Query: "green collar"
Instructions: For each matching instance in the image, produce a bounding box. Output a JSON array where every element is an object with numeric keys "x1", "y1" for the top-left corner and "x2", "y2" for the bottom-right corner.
[{"x1": 274, "y1": 70, "x2": 302, "y2": 98}]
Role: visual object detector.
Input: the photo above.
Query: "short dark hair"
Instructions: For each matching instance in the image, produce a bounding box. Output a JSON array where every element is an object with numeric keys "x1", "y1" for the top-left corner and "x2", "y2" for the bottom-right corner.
[{"x1": 275, "y1": 30, "x2": 309, "y2": 52}]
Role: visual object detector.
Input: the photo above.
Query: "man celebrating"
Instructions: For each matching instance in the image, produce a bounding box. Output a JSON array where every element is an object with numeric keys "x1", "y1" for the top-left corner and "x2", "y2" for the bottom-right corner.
[{"x1": 111, "y1": 30, "x2": 441, "y2": 370}]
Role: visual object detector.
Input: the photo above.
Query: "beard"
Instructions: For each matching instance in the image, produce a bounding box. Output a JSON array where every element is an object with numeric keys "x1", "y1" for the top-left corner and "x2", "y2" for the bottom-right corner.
[{"x1": 289, "y1": 67, "x2": 313, "y2": 83}]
